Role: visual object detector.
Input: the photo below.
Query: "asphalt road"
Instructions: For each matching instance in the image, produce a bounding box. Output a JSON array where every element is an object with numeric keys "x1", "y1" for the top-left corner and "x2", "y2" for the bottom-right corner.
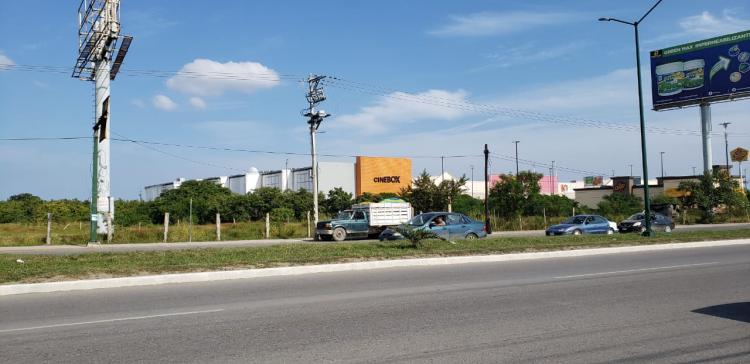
[
  {"x1": 2, "y1": 222, "x2": 749, "y2": 256},
  {"x1": 1, "y1": 244, "x2": 748, "y2": 363}
]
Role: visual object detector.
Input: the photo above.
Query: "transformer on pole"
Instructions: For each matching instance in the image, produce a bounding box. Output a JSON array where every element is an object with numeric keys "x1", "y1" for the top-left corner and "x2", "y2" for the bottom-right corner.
[
  {"x1": 72, "y1": 0, "x2": 132, "y2": 243},
  {"x1": 304, "y1": 75, "x2": 329, "y2": 232}
]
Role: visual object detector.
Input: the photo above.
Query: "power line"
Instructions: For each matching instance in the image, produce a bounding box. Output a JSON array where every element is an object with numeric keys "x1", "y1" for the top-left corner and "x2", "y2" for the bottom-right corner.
[
  {"x1": 0, "y1": 136, "x2": 91, "y2": 141},
  {"x1": 3, "y1": 62, "x2": 750, "y2": 137}
]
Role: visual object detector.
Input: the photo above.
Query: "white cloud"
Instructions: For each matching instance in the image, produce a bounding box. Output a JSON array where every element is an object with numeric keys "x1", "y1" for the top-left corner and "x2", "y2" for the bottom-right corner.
[
  {"x1": 473, "y1": 41, "x2": 589, "y2": 72},
  {"x1": 166, "y1": 59, "x2": 281, "y2": 96},
  {"x1": 649, "y1": 10, "x2": 750, "y2": 44},
  {"x1": 0, "y1": 52, "x2": 15, "y2": 70},
  {"x1": 131, "y1": 99, "x2": 146, "y2": 108},
  {"x1": 152, "y1": 94, "x2": 178, "y2": 111},
  {"x1": 332, "y1": 89, "x2": 475, "y2": 134},
  {"x1": 428, "y1": 11, "x2": 581, "y2": 37},
  {"x1": 189, "y1": 96, "x2": 207, "y2": 109}
]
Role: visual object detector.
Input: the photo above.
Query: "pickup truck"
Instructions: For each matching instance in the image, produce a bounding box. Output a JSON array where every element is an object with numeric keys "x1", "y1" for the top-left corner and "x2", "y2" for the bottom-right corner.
[{"x1": 315, "y1": 202, "x2": 413, "y2": 241}]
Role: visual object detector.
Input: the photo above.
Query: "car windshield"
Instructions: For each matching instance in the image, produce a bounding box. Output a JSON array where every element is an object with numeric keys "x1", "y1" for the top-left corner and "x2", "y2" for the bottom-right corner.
[
  {"x1": 407, "y1": 214, "x2": 435, "y2": 226},
  {"x1": 335, "y1": 211, "x2": 353, "y2": 220},
  {"x1": 562, "y1": 216, "x2": 587, "y2": 224},
  {"x1": 628, "y1": 213, "x2": 645, "y2": 220}
]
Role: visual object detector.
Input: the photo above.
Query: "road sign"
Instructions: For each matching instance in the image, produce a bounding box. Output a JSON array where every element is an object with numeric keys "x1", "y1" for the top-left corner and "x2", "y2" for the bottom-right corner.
[{"x1": 731, "y1": 147, "x2": 748, "y2": 162}]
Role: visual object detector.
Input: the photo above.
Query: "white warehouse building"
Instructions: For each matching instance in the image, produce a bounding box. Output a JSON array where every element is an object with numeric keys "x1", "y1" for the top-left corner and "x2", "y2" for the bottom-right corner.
[{"x1": 143, "y1": 162, "x2": 356, "y2": 201}]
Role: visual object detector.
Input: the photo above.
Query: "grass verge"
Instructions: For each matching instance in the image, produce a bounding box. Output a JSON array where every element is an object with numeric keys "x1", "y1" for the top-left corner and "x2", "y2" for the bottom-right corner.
[{"x1": 2, "y1": 229, "x2": 749, "y2": 284}]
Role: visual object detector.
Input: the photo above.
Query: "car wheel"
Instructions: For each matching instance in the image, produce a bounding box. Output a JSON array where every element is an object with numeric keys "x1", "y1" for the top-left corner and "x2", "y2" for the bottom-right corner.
[
  {"x1": 573, "y1": 229, "x2": 582, "y2": 236},
  {"x1": 465, "y1": 233, "x2": 478, "y2": 240},
  {"x1": 332, "y1": 227, "x2": 347, "y2": 241},
  {"x1": 664, "y1": 225, "x2": 671, "y2": 233},
  {"x1": 607, "y1": 228, "x2": 615, "y2": 235}
]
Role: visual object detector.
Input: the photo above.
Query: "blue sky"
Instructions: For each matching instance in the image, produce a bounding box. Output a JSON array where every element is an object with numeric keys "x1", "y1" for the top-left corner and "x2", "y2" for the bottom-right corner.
[{"x1": 1, "y1": 0, "x2": 750, "y2": 200}]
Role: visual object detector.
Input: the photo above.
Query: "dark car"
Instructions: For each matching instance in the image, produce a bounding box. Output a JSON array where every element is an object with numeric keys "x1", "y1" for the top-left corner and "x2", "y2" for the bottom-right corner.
[
  {"x1": 379, "y1": 212, "x2": 487, "y2": 241},
  {"x1": 545, "y1": 214, "x2": 616, "y2": 236},
  {"x1": 618, "y1": 213, "x2": 675, "y2": 233}
]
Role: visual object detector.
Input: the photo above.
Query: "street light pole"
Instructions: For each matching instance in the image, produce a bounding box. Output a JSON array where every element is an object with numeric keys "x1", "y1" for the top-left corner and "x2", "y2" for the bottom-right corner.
[
  {"x1": 719, "y1": 122, "x2": 731, "y2": 169},
  {"x1": 599, "y1": 0, "x2": 662, "y2": 237},
  {"x1": 513, "y1": 140, "x2": 520, "y2": 176}
]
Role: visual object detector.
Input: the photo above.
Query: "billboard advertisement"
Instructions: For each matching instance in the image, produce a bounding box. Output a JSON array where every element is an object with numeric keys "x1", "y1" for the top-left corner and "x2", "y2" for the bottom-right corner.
[
  {"x1": 355, "y1": 156, "x2": 412, "y2": 196},
  {"x1": 650, "y1": 30, "x2": 750, "y2": 110},
  {"x1": 584, "y1": 176, "x2": 603, "y2": 187}
]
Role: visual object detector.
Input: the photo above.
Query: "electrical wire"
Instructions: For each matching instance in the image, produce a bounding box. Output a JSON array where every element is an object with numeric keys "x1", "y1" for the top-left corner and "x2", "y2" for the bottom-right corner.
[{"x1": 3, "y1": 62, "x2": 749, "y2": 137}]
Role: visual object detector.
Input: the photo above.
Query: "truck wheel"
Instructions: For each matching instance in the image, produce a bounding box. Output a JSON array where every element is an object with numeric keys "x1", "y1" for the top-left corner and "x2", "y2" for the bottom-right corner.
[{"x1": 332, "y1": 227, "x2": 347, "y2": 241}]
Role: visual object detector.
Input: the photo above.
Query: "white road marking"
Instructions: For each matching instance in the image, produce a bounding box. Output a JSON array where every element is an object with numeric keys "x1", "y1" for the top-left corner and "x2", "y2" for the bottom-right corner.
[
  {"x1": 0, "y1": 308, "x2": 224, "y2": 334},
  {"x1": 553, "y1": 262, "x2": 720, "y2": 279}
]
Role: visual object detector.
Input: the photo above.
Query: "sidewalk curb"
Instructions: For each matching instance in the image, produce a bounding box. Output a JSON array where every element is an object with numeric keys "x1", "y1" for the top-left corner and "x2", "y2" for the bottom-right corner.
[{"x1": 2, "y1": 239, "x2": 748, "y2": 296}]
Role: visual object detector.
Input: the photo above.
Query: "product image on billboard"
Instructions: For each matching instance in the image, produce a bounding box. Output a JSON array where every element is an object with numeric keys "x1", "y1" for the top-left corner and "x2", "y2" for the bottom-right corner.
[{"x1": 650, "y1": 30, "x2": 750, "y2": 110}]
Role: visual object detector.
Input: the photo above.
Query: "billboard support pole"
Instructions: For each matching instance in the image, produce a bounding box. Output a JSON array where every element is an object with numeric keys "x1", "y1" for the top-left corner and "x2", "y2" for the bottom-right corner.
[{"x1": 700, "y1": 102, "x2": 713, "y2": 173}]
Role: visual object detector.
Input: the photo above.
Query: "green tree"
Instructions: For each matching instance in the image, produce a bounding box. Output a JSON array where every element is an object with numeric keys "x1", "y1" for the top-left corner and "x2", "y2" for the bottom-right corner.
[
  {"x1": 488, "y1": 171, "x2": 542, "y2": 218},
  {"x1": 399, "y1": 170, "x2": 469, "y2": 213},
  {"x1": 151, "y1": 180, "x2": 233, "y2": 224},
  {"x1": 322, "y1": 187, "x2": 353, "y2": 215},
  {"x1": 114, "y1": 199, "x2": 152, "y2": 226},
  {"x1": 596, "y1": 193, "x2": 642, "y2": 217},
  {"x1": 677, "y1": 171, "x2": 747, "y2": 222}
]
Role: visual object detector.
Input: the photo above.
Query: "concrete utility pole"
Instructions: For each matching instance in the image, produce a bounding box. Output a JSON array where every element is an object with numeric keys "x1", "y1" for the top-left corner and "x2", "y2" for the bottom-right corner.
[
  {"x1": 304, "y1": 75, "x2": 329, "y2": 227},
  {"x1": 470, "y1": 165, "x2": 474, "y2": 198},
  {"x1": 660, "y1": 152, "x2": 665, "y2": 179},
  {"x1": 73, "y1": 0, "x2": 132, "y2": 244},
  {"x1": 719, "y1": 122, "x2": 731, "y2": 169},
  {"x1": 513, "y1": 141, "x2": 520, "y2": 176},
  {"x1": 484, "y1": 144, "x2": 491, "y2": 234}
]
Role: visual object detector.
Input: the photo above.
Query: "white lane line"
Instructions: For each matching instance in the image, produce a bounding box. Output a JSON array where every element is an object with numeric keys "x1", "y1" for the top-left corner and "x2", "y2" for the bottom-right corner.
[
  {"x1": 0, "y1": 308, "x2": 224, "y2": 334},
  {"x1": 553, "y1": 262, "x2": 720, "y2": 279}
]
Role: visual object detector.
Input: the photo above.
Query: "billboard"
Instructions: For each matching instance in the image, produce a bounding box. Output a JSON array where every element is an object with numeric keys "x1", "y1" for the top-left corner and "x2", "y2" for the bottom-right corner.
[
  {"x1": 355, "y1": 156, "x2": 412, "y2": 196},
  {"x1": 650, "y1": 30, "x2": 750, "y2": 110},
  {"x1": 584, "y1": 176, "x2": 603, "y2": 187}
]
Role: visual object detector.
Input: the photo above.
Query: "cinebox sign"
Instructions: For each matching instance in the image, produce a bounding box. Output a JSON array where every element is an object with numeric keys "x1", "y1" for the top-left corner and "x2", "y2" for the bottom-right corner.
[{"x1": 650, "y1": 30, "x2": 750, "y2": 110}]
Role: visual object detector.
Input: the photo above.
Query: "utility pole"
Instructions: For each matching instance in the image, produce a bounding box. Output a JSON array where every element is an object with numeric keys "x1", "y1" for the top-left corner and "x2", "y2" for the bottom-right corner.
[
  {"x1": 513, "y1": 140, "x2": 520, "y2": 176},
  {"x1": 660, "y1": 152, "x2": 665, "y2": 179},
  {"x1": 551, "y1": 160, "x2": 555, "y2": 195},
  {"x1": 441, "y1": 156, "x2": 445, "y2": 181},
  {"x1": 73, "y1": 0, "x2": 133, "y2": 244},
  {"x1": 692, "y1": 166, "x2": 697, "y2": 175},
  {"x1": 719, "y1": 122, "x2": 731, "y2": 169},
  {"x1": 470, "y1": 165, "x2": 474, "y2": 198},
  {"x1": 304, "y1": 75, "x2": 329, "y2": 227},
  {"x1": 484, "y1": 144, "x2": 491, "y2": 234},
  {"x1": 630, "y1": 164, "x2": 634, "y2": 178},
  {"x1": 285, "y1": 158, "x2": 289, "y2": 191}
]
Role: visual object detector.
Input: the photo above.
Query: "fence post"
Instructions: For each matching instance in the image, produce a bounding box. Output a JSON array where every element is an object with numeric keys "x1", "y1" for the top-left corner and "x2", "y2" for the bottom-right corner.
[
  {"x1": 307, "y1": 211, "x2": 311, "y2": 238},
  {"x1": 265, "y1": 213, "x2": 270, "y2": 239},
  {"x1": 543, "y1": 208, "x2": 547, "y2": 227},
  {"x1": 163, "y1": 212, "x2": 170, "y2": 243},
  {"x1": 518, "y1": 215, "x2": 523, "y2": 231},
  {"x1": 46, "y1": 213, "x2": 52, "y2": 245},
  {"x1": 216, "y1": 213, "x2": 221, "y2": 241}
]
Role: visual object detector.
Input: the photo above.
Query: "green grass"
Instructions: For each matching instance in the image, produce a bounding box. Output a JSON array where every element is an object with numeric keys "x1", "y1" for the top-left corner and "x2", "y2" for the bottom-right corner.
[
  {"x1": 2, "y1": 229, "x2": 748, "y2": 284},
  {"x1": 0, "y1": 221, "x2": 311, "y2": 247}
]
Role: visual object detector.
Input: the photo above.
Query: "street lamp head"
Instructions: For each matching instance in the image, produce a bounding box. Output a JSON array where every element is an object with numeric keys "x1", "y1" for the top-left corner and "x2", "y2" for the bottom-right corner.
[{"x1": 598, "y1": 17, "x2": 610, "y2": 21}]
